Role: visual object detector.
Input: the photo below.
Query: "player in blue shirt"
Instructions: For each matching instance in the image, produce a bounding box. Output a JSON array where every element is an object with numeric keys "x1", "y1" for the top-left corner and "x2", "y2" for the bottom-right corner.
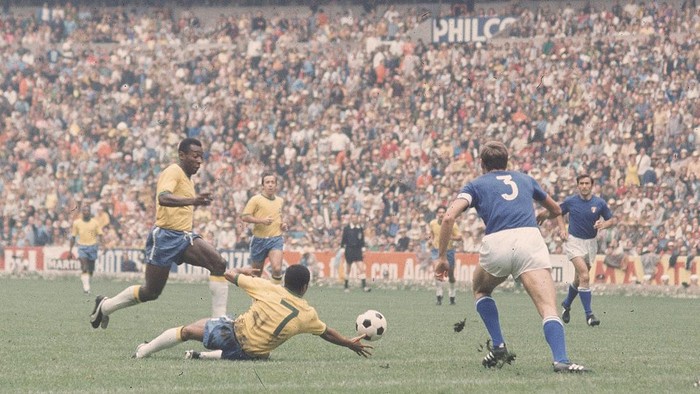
[
  {"x1": 555, "y1": 174, "x2": 614, "y2": 327},
  {"x1": 435, "y1": 141, "x2": 590, "y2": 373}
]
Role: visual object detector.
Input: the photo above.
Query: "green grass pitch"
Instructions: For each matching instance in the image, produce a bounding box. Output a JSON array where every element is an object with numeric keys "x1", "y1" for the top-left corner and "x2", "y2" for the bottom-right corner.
[{"x1": 0, "y1": 276, "x2": 698, "y2": 393}]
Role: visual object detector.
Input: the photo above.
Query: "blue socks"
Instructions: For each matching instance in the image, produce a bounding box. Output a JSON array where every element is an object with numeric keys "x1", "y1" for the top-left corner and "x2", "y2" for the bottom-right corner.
[
  {"x1": 476, "y1": 297, "x2": 572, "y2": 364},
  {"x1": 543, "y1": 317, "x2": 569, "y2": 363},
  {"x1": 578, "y1": 288, "x2": 592, "y2": 316},
  {"x1": 562, "y1": 284, "x2": 578, "y2": 308},
  {"x1": 475, "y1": 296, "x2": 505, "y2": 347}
]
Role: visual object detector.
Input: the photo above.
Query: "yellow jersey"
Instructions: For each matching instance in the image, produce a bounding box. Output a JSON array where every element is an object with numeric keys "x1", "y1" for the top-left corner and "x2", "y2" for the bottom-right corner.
[
  {"x1": 71, "y1": 218, "x2": 103, "y2": 246},
  {"x1": 232, "y1": 274, "x2": 326, "y2": 358},
  {"x1": 155, "y1": 164, "x2": 195, "y2": 232},
  {"x1": 242, "y1": 194, "x2": 284, "y2": 237},
  {"x1": 429, "y1": 219, "x2": 460, "y2": 250}
]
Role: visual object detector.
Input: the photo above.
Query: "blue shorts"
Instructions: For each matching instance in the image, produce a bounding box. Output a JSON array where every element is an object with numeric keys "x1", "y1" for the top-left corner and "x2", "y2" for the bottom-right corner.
[
  {"x1": 249, "y1": 236, "x2": 284, "y2": 264},
  {"x1": 78, "y1": 244, "x2": 98, "y2": 261},
  {"x1": 431, "y1": 249, "x2": 456, "y2": 268},
  {"x1": 144, "y1": 227, "x2": 201, "y2": 267},
  {"x1": 203, "y1": 316, "x2": 256, "y2": 361}
]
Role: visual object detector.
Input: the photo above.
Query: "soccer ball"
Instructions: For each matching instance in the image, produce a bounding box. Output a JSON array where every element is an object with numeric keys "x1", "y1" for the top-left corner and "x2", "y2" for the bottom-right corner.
[{"x1": 355, "y1": 310, "x2": 387, "y2": 341}]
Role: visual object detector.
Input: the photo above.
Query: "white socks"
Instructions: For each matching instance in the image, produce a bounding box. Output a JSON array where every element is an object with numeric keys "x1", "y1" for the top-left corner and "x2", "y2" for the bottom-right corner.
[
  {"x1": 449, "y1": 283, "x2": 456, "y2": 298},
  {"x1": 198, "y1": 350, "x2": 223, "y2": 359},
  {"x1": 135, "y1": 327, "x2": 183, "y2": 359},
  {"x1": 80, "y1": 273, "x2": 90, "y2": 293},
  {"x1": 102, "y1": 285, "x2": 140, "y2": 316},
  {"x1": 209, "y1": 277, "x2": 228, "y2": 318}
]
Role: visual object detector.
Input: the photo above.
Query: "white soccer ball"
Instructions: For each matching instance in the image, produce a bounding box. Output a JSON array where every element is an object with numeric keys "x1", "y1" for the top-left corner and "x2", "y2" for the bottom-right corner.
[{"x1": 355, "y1": 310, "x2": 387, "y2": 341}]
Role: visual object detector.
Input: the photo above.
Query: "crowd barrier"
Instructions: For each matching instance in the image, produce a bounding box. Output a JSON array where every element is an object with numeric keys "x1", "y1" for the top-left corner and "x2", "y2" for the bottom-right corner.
[{"x1": 1, "y1": 246, "x2": 696, "y2": 286}]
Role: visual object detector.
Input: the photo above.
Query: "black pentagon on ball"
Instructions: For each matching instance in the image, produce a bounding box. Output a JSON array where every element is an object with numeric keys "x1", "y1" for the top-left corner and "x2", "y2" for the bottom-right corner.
[
  {"x1": 355, "y1": 323, "x2": 358, "y2": 331},
  {"x1": 362, "y1": 319, "x2": 372, "y2": 328},
  {"x1": 376, "y1": 326, "x2": 385, "y2": 335}
]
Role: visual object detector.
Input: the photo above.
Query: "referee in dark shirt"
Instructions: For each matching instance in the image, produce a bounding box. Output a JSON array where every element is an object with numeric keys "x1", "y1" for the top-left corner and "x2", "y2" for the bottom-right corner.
[{"x1": 341, "y1": 214, "x2": 371, "y2": 292}]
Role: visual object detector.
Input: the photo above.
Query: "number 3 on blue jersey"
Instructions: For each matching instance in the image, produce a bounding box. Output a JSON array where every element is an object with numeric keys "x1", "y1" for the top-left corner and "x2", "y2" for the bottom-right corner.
[{"x1": 496, "y1": 175, "x2": 519, "y2": 201}]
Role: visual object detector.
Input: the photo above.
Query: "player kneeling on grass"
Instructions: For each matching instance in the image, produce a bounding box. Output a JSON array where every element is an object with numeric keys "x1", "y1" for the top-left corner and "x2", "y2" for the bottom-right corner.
[{"x1": 133, "y1": 265, "x2": 372, "y2": 360}]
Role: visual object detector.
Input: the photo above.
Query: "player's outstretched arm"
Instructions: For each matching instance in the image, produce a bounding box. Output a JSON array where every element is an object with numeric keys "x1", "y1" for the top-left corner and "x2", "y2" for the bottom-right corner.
[
  {"x1": 435, "y1": 199, "x2": 469, "y2": 279},
  {"x1": 320, "y1": 327, "x2": 373, "y2": 357},
  {"x1": 223, "y1": 266, "x2": 261, "y2": 283},
  {"x1": 538, "y1": 195, "x2": 567, "y2": 239}
]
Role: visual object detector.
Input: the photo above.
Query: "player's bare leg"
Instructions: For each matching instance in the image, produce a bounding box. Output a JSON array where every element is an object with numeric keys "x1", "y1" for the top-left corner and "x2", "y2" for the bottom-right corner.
[
  {"x1": 135, "y1": 319, "x2": 208, "y2": 359},
  {"x1": 519, "y1": 268, "x2": 590, "y2": 371},
  {"x1": 183, "y1": 238, "x2": 229, "y2": 317},
  {"x1": 79, "y1": 258, "x2": 92, "y2": 294},
  {"x1": 344, "y1": 261, "x2": 352, "y2": 292},
  {"x1": 267, "y1": 249, "x2": 284, "y2": 284},
  {"x1": 561, "y1": 256, "x2": 585, "y2": 323},
  {"x1": 357, "y1": 261, "x2": 370, "y2": 291},
  {"x1": 91, "y1": 264, "x2": 170, "y2": 329},
  {"x1": 448, "y1": 266, "x2": 456, "y2": 304},
  {"x1": 568, "y1": 256, "x2": 598, "y2": 326},
  {"x1": 518, "y1": 269, "x2": 558, "y2": 319}
]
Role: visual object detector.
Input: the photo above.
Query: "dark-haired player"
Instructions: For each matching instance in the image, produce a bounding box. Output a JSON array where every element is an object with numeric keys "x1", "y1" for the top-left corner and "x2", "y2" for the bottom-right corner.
[
  {"x1": 436, "y1": 141, "x2": 590, "y2": 373},
  {"x1": 555, "y1": 174, "x2": 614, "y2": 327},
  {"x1": 133, "y1": 265, "x2": 372, "y2": 360},
  {"x1": 90, "y1": 138, "x2": 230, "y2": 330}
]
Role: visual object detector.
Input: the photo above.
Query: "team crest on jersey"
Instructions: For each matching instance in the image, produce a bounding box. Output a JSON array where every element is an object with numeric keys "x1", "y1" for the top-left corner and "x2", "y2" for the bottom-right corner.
[{"x1": 591, "y1": 207, "x2": 597, "y2": 213}]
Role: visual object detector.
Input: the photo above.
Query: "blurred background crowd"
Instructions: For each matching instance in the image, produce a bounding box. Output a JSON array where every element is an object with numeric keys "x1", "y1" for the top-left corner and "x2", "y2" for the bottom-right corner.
[{"x1": 0, "y1": 1, "x2": 698, "y2": 268}]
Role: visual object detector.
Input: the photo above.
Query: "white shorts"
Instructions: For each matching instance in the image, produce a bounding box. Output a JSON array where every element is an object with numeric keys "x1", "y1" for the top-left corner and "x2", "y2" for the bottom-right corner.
[
  {"x1": 564, "y1": 235, "x2": 597, "y2": 265},
  {"x1": 479, "y1": 227, "x2": 551, "y2": 279}
]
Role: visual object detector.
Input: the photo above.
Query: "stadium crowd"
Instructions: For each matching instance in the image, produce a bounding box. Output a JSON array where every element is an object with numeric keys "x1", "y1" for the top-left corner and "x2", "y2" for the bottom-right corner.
[{"x1": 0, "y1": 1, "x2": 699, "y2": 272}]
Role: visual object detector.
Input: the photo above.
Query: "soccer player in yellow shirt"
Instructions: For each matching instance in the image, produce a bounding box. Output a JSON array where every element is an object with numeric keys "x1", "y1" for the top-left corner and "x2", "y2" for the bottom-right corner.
[
  {"x1": 90, "y1": 138, "x2": 230, "y2": 330},
  {"x1": 70, "y1": 204, "x2": 103, "y2": 295},
  {"x1": 133, "y1": 264, "x2": 373, "y2": 360},
  {"x1": 427, "y1": 206, "x2": 461, "y2": 305},
  {"x1": 241, "y1": 172, "x2": 287, "y2": 284}
]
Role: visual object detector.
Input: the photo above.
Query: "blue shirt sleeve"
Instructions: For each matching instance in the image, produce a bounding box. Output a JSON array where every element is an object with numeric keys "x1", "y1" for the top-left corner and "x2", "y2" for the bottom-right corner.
[
  {"x1": 560, "y1": 197, "x2": 570, "y2": 215},
  {"x1": 531, "y1": 177, "x2": 547, "y2": 202},
  {"x1": 600, "y1": 201, "x2": 613, "y2": 221},
  {"x1": 459, "y1": 183, "x2": 477, "y2": 207}
]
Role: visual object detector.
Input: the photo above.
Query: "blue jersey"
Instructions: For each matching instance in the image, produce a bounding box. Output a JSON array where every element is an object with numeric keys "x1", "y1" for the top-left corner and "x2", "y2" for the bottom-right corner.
[
  {"x1": 560, "y1": 195, "x2": 612, "y2": 239},
  {"x1": 457, "y1": 171, "x2": 547, "y2": 235}
]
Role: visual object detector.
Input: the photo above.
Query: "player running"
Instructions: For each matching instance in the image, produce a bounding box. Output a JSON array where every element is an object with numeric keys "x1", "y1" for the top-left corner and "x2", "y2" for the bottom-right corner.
[{"x1": 435, "y1": 141, "x2": 590, "y2": 373}]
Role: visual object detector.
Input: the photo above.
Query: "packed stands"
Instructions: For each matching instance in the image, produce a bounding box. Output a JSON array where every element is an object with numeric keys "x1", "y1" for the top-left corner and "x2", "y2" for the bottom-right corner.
[{"x1": 0, "y1": 1, "x2": 698, "y2": 268}]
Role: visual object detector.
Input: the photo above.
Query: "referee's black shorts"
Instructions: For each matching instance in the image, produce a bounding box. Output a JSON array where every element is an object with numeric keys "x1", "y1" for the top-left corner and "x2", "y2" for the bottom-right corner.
[{"x1": 345, "y1": 248, "x2": 363, "y2": 264}]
